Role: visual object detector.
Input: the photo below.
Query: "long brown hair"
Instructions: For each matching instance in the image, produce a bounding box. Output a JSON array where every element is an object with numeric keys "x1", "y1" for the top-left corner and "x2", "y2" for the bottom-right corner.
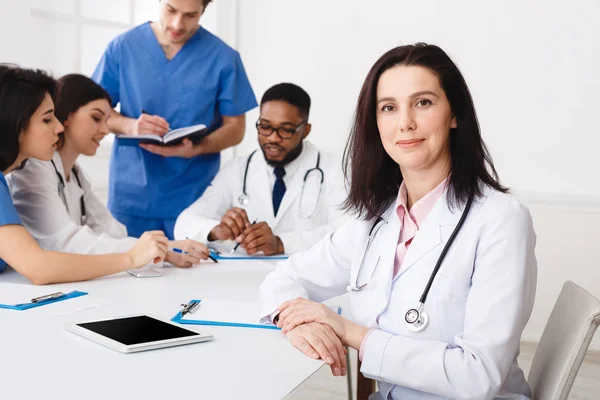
[{"x1": 343, "y1": 43, "x2": 507, "y2": 219}]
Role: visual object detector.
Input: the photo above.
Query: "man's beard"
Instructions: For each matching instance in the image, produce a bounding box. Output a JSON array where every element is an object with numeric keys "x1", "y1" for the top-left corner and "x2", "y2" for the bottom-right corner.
[{"x1": 261, "y1": 140, "x2": 304, "y2": 167}]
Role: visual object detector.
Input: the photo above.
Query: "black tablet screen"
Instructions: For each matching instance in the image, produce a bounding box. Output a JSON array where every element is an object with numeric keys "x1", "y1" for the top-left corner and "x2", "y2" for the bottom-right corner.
[{"x1": 78, "y1": 315, "x2": 199, "y2": 345}]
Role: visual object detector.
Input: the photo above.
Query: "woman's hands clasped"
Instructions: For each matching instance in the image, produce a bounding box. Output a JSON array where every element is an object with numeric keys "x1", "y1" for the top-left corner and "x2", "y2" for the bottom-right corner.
[{"x1": 276, "y1": 297, "x2": 370, "y2": 377}]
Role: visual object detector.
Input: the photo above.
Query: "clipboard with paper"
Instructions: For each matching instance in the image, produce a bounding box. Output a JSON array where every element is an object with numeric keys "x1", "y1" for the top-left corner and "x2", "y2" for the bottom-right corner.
[
  {"x1": 208, "y1": 248, "x2": 288, "y2": 261},
  {"x1": 207, "y1": 242, "x2": 289, "y2": 260},
  {"x1": 171, "y1": 299, "x2": 341, "y2": 330},
  {"x1": 0, "y1": 288, "x2": 87, "y2": 311},
  {"x1": 171, "y1": 299, "x2": 280, "y2": 330}
]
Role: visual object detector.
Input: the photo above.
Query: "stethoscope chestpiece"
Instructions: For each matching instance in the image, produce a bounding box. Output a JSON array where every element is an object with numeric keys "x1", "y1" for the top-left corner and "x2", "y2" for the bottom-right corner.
[
  {"x1": 238, "y1": 194, "x2": 249, "y2": 206},
  {"x1": 405, "y1": 304, "x2": 429, "y2": 333}
]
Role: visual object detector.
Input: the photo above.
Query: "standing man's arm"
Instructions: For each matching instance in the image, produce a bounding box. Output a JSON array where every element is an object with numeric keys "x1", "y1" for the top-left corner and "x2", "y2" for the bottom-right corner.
[
  {"x1": 140, "y1": 50, "x2": 256, "y2": 158},
  {"x1": 91, "y1": 39, "x2": 171, "y2": 138}
]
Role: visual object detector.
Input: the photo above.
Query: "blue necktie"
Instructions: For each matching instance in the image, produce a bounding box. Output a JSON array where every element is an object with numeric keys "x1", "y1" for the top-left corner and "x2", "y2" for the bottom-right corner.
[{"x1": 272, "y1": 166, "x2": 286, "y2": 217}]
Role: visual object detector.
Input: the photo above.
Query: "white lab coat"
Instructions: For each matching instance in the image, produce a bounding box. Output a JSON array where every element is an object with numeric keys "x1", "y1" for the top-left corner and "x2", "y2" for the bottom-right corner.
[
  {"x1": 7, "y1": 152, "x2": 136, "y2": 254},
  {"x1": 260, "y1": 186, "x2": 537, "y2": 400},
  {"x1": 174, "y1": 141, "x2": 350, "y2": 254}
]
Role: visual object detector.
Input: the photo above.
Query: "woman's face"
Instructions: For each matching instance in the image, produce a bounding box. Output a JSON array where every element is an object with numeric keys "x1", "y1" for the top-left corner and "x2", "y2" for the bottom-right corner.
[
  {"x1": 19, "y1": 93, "x2": 64, "y2": 161},
  {"x1": 62, "y1": 98, "x2": 112, "y2": 156},
  {"x1": 376, "y1": 65, "x2": 456, "y2": 175}
]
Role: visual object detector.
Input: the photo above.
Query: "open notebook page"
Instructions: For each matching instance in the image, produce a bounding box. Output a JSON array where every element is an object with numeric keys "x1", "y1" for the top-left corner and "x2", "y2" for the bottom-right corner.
[{"x1": 164, "y1": 123, "x2": 206, "y2": 142}]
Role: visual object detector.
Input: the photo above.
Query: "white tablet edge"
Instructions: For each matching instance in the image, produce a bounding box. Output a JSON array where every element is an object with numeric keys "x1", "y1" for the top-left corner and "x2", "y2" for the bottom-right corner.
[{"x1": 64, "y1": 314, "x2": 213, "y2": 353}]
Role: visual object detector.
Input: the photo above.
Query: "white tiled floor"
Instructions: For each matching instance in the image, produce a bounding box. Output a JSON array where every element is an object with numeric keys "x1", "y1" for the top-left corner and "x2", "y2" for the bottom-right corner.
[{"x1": 286, "y1": 343, "x2": 600, "y2": 400}]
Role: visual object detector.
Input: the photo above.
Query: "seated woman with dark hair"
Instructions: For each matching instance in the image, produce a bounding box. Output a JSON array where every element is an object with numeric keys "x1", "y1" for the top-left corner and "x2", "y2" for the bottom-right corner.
[
  {"x1": 0, "y1": 65, "x2": 168, "y2": 284},
  {"x1": 259, "y1": 44, "x2": 537, "y2": 399},
  {"x1": 8, "y1": 73, "x2": 209, "y2": 267}
]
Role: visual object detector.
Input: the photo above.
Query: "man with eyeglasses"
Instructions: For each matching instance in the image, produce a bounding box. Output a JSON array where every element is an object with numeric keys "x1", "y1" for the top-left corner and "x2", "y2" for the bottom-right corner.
[{"x1": 174, "y1": 83, "x2": 349, "y2": 256}]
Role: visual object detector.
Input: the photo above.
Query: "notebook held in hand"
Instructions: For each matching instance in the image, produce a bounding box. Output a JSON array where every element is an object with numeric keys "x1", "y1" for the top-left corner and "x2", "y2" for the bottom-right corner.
[{"x1": 118, "y1": 123, "x2": 208, "y2": 147}]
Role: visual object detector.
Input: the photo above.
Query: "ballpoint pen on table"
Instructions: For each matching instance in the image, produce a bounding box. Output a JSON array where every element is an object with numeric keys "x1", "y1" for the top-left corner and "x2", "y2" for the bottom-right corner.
[{"x1": 231, "y1": 219, "x2": 257, "y2": 254}]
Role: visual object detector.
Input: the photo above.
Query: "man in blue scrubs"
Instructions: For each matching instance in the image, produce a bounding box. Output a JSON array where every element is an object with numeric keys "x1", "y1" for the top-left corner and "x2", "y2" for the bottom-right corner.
[{"x1": 92, "y1": 0, "x2": 257, "y2": 239}]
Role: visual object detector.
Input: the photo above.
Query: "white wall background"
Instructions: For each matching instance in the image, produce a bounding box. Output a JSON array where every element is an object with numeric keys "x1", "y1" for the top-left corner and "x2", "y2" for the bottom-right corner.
[
  {"x1": 235, "y1": 0, "x2": 600, "y2": 349},
  {"x1": 2, "y1": 0, "x2": 600, "y2": 350}
]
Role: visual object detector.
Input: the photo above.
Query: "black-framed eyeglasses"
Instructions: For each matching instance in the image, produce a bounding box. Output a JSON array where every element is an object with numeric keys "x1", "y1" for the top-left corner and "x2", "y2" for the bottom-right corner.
[{"x1": 256, "y1": 119, "x2": 308, "y2": 140}]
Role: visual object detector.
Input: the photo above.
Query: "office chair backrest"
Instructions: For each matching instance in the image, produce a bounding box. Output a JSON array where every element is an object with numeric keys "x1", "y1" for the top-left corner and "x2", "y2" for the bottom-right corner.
[{"x1": 528, "y1": 281, "x2": 600, "y2": 400}]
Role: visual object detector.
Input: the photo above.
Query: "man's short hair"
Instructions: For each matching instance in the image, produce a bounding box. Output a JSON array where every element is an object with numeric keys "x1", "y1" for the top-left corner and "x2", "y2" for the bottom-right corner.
[{"x1": 260, "y1": 83, "x2": 311, "y2": 120}]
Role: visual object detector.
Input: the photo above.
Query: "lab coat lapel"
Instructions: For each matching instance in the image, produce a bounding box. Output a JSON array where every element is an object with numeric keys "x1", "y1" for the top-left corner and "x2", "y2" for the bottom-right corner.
[
  {"x1": 374, "y1": 204, "x2": 403, "y2": 282},
  {"x1": 52, "y1": 152, "x2": 66, "y2": 180}
]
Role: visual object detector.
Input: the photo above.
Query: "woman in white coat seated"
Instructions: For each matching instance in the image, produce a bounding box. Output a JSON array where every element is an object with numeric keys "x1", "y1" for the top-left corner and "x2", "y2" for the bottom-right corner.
[
  {"x1": 1, "y1": 65, "x2": 167, "y2": 285},
  {"x1": 8, "y1": 74, "x2": 210, "y2": 268},
  {"x1": 259, "y1": 43, "x2": 537, "y2": 400}
]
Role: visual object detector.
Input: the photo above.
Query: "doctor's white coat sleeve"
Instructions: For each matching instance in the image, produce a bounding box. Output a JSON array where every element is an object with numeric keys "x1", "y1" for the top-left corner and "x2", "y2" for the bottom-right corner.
[
  {"x1": 7, "y1": 160, "x2": 136, "y2": 254},
  {"x1": 259, "y1": 218, "x2": 363, "y2": 319},
  {"x1": 360, "y1": 200, "x2": 537, "y2": 400},
  {"x1": 174, "y1": 159, "x2": 237, "y2": 241},
  {"x1": 277, "y1": 161, "x2": 351, "y2": 254}
]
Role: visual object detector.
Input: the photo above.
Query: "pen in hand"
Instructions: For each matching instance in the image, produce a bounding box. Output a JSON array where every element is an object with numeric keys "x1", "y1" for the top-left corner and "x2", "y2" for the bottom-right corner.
[
  {"x1": 231, "y1": 219, "x2": 257, "y2": 254},
  {"x1": 177, "y1": 239, "x2": 219, "y2": 263}
]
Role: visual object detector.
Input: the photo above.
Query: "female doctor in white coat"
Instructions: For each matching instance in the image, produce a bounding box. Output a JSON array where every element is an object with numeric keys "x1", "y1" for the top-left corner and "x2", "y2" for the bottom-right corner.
[
  {"x1": 8, "y1": 74, "x2": 210, "y2": 267},
  {"x1": 260, "y1": 43, "x2": 537, "y2": 400}
]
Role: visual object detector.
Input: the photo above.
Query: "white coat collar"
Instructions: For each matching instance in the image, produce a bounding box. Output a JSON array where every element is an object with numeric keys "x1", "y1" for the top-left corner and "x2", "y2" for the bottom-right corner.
[
  {"x1": 373, "y1": 186, "x2": 466, "y2": 280},
  {"x1": 51, "y1": 151, "x2": 67, "y2": 181},
  {"x1": 50, "y1": 151, "x2": 83, "y2": 184}
]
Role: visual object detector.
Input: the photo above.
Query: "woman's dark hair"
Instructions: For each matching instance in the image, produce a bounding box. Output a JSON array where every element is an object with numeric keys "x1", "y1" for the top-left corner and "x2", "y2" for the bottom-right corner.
[
  {"x1": 343, "y1": 43, "x2": 507, "y2": 219},
  {"x1": 0, "y1": 64, "x2": 56, "y2": 172},
  {"x1": 54, "y1": 74, "x2": 112, "y2": 149}
]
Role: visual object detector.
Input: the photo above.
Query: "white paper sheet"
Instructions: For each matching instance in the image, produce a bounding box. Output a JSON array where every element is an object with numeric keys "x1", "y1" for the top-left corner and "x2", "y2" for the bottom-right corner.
[{"x1": 180, "y1": 299, "x2": 273, "y2": 326}]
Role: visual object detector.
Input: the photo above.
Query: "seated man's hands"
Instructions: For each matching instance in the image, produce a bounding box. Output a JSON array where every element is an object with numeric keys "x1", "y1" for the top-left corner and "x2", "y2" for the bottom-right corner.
[
  {"x1": 208, "y1": 207, "x2": 251, "y2": 241},
  {"x1": 286, "y1": 322, "x2": 347, "y2": 377},
  {"x1": 237, "y1": 222, "x2": 284, "y2": 255}
]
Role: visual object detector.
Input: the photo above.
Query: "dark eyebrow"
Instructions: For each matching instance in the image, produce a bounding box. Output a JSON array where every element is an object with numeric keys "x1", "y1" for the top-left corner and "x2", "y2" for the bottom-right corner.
[
  {"x1": 92, "y1": 108, "x2": 106, "y2": 116},
  {"x1": 42, "y1": 109, "x2": 54, "y2": 116},
  {"x1": 376, "y1": 97, "x2": 396, "y2": 105},
  {"x1": 377, "y1": 90, "x2": 440, "y2": 105},
  {"x1": 259, "y1": 118, "x2": 300, "y2": 126},
  {"x1": 409, "y1": 90, "x2": 439, "y2": 99}
]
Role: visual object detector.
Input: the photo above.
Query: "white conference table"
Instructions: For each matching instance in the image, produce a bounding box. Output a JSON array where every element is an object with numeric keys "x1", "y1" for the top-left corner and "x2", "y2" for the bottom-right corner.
[{"x1": 0, "y1": 260, "x2": 326, "y2": 400}]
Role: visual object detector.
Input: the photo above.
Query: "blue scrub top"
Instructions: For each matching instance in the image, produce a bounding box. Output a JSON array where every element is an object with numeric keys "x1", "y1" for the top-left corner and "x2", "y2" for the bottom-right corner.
[
  {"x1": 0, "y1": 173, "x2": 23, "y2": 272},
  {"x1": 92, "y1": 23, "x2": 257, "y2": 218}
]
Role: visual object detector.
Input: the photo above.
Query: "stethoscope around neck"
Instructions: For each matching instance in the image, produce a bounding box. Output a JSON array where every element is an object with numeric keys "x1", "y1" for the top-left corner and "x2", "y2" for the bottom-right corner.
[
  {"x1": 348, "y1": 193, "x2": 475, "y2": 333},
  {"x1": 50, "y1": 160, "x2": 86, "y2": 225},
  {"x1": 237, "y1": 150, "x2": 325, "y2": 218}
]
